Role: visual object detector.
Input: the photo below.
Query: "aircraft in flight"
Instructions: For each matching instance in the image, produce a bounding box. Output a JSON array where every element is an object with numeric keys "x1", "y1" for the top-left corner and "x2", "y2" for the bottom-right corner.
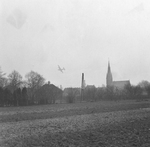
[{"x1": 58, "y1": 65, "x2": 65, "y2": 73}]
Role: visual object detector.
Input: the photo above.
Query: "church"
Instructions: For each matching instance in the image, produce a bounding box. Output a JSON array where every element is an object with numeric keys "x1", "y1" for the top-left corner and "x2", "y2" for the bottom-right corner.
[{"x1": 106, "y1": 61, "x2": 130, "y2": 89}]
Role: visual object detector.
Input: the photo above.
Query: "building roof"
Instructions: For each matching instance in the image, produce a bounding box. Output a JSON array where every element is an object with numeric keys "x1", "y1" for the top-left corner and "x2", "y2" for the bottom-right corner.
[{"x1": 112, "y1": 80, "x2": 130, "y2": 89}]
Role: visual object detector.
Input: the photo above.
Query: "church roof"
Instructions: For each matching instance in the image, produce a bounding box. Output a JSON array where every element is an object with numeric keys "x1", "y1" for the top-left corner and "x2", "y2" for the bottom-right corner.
[{"x1": 112, "y1": 80, "x2": 130, "y2": 89}]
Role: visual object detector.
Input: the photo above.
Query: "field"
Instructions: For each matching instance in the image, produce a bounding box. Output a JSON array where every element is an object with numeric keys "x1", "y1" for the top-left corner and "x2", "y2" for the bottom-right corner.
[{"x1": 0, "y1": 100, "x2": 150, "y2": 147}]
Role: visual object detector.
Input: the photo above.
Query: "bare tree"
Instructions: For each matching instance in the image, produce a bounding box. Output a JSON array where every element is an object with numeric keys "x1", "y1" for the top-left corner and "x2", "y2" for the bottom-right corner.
[
  {"x1": 25, "y1": 71, "x2": 45, "y2": 104},
  {"x1": 8, "y1": 70, "x2": 22, "y2": 92},
  {"x1": 0, "y1": 67, "x2": 7, "y2": 88},
  {"x1": 138, "y1": 80, "x2": 150, "y2": 89}
]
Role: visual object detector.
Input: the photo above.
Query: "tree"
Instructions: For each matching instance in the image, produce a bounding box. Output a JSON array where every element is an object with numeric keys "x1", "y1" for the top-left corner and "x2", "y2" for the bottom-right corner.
[
  {"x1": 64, "y1": 88, "x2": 80, "y2": 103},
  {"x1": 84, "y1": 85, "x2": 97, "y2": 101},
  {"x1": 25, "y1": 71, "x2": 45, "y2": 104},
  {"x1": 124, "y1": 84, "x2": 143, "y2": 99},
  {"x1": 0, "y1": 87, "x2": 4, "y2": 106},
  {"x1": 4, "y1": 88, "x2": 12, "y2": 106},
  {"x1": 22, "y1": 87, "x2": 28, "y2": 106},
  {"x1": 0, "y1": 67, "x2": 7, "y2": 88},
  {"x1": 65, "y1": 88, "x2": 75, "y2": 103},
  {"x1": 104, "y1": 86, "x2": 115, "y2": 100},
  {"x1": 145, "y1": 85, "x2": 150, "y2": 97},
  {"x1": 17, "y1": 88, "x2": 22, "y2": 106},
  {"x1": 132, "y1": 85, "x2": 143, "y2": 99},
  {"x1": 138, "y1": 80, "x2": 150, "y2": 98},
  {"x1": 95, "y1": 87, "x2": 105, "y2": 100},
  {"x1": 8, "y1": 70, "x2": 22, "y2": 92},
  {"x1": 123, "y1": 84, "x2": 133, "y2": 99},
  {"x1": 13, "y1": 90, "x2": 18, "y2": 106},
  {"x1": 138, "y1": 80, "x2": 150, "y2": 89}
]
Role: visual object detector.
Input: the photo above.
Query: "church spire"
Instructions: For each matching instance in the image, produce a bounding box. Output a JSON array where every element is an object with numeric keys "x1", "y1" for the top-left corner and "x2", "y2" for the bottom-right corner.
[
  {"x1": 108, "y1": 61, "x2": 111, "y2": 73},
  {"x1": 106, "y1": 61, "x2": 113, "y2": 86}
]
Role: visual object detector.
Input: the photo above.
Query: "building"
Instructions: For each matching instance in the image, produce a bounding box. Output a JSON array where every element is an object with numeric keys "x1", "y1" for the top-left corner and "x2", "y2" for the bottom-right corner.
[{"x1": 106, "y1": 61, "x2": 130, "y2": 89}]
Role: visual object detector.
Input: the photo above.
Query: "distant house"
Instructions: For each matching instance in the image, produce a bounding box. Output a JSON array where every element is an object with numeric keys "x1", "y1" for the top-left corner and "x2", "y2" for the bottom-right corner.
[
  {"x1": 35, "y1": 82, "x2": 63, "y2": 104},
  {"x1": 106, "y1": 61, "x2": 130, "y2": 90}
]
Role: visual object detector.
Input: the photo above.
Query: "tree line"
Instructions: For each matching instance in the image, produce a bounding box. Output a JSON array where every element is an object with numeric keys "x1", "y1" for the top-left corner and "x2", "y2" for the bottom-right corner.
[
  {"x1": 64, "y1": 81, "x2": 150, "y2": 103},
  {"x1": 0, "y1": 68, "x2": 62, "y2": 107},
  {"x1": 1, "y1": 67, "x2": 150, "y2": 106}
]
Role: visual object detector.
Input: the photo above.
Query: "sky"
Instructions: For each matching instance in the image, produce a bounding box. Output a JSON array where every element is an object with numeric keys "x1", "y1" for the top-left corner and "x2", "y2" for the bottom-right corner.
[{"x1": 0, "y1": 0, "x2": 150, "y2": 88}]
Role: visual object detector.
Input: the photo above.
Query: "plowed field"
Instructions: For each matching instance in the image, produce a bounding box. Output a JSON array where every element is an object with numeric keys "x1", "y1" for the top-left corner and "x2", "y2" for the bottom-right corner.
[{"x1": 0, "y1": 100, "x2": 150, "y2": 147}]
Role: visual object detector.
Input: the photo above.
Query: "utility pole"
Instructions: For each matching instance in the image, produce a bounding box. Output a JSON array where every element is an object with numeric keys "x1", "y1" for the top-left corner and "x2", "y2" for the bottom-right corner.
[{"x1": 81, "y1": 73, "x2": 84, "y2": 102}]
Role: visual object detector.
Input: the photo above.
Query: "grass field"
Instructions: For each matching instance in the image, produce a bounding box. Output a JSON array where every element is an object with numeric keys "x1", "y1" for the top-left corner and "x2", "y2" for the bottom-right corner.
[{"x1": 0, "y1": 100, "x2": 150, "y2": 147}]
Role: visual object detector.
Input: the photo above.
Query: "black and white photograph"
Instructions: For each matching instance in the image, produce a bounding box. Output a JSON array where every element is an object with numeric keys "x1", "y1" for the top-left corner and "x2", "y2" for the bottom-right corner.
[{"x1": 0, "y1": 0, "x2": 150, "y2": 146}]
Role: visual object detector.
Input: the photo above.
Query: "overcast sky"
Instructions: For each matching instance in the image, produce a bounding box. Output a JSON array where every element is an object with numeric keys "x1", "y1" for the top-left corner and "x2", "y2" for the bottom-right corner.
[{"x1": 0, "y1": 0, "x2": 150, "y2": 88}]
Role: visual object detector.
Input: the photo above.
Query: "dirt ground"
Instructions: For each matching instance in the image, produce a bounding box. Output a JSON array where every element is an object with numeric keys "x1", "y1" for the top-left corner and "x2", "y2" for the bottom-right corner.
[{"x1": 0, "y1": 100, "x2": 150, "y2": 147}]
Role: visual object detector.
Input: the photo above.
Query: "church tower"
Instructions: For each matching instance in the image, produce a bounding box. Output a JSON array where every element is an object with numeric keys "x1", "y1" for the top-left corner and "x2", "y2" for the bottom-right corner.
[{"x1": 106, "y1": 61, "x2": 113, "y2": 86}]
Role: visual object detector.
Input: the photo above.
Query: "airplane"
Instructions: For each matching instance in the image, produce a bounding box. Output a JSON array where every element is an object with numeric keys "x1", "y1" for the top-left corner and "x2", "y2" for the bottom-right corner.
[{"x1": 58, "y1": 65, "x2": 65, "y2": 73}]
